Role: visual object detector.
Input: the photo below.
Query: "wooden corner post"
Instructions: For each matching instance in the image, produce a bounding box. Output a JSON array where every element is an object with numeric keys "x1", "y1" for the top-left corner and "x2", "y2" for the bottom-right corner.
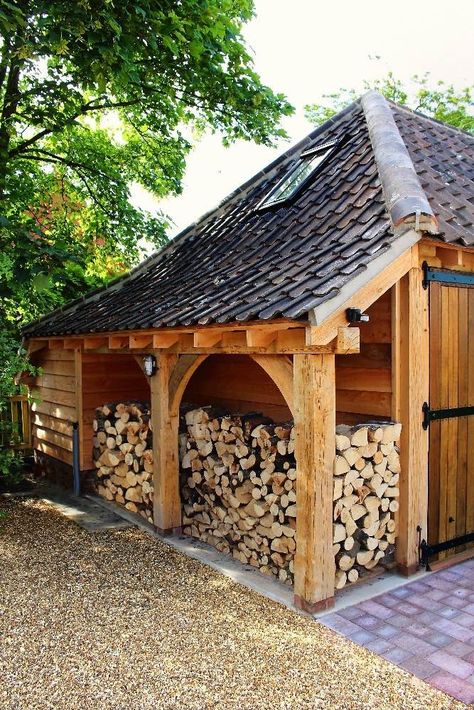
[
  {"x1": 150, "y1": 352, "x2": 181, "y2": 533},
  {"x1": 293, "y1": 353, "x2": 336, "y2": 613},
  {"x1": 396, "y1": 268, "x2": 429, "y2": 574}
]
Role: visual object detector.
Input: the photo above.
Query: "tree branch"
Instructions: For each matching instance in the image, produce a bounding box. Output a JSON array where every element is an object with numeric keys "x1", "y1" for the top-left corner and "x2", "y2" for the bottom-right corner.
[
  {"x1": 9, "y1": 97, "x2": 144, "y2": 157},
  {"x1": 17, "y1": 148, "x2": 115, "y2": 181}
]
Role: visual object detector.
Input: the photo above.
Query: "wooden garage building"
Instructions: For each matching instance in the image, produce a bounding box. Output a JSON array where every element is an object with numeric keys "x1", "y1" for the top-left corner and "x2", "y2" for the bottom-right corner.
[{"x1": 22, "y1": 92, "x2": 474, "y2": 612}]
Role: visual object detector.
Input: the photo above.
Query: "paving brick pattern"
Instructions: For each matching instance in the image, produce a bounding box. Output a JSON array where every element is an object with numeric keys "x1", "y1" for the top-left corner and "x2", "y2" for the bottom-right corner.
[{"x1": 322, "y1": 560, "x2": 474, "y2": 705}]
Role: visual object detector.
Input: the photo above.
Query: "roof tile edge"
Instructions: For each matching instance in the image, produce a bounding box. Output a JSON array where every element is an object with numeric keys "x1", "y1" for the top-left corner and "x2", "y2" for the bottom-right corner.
[{"x1": 361, "y1": 91, "x2": 439, "y2": 235}]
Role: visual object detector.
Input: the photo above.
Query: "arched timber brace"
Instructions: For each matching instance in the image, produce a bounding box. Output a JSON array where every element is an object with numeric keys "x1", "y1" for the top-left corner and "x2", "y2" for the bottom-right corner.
[
  {"x1": 293, "y1": 353, "x2": 336, "y2": 613},
  {"x1": 250, "y1": 355, "x2": 294, "y2": 416}
]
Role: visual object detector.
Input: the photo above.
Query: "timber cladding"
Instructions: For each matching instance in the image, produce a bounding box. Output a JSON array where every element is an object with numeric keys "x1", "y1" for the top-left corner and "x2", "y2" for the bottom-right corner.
[
  {"x1": 30, "y1": 349, "x2": 76, "y2": 465},
  {"x1": 81, "y1": 353, "x2": 150, "y2": 469},
  {"x1": 336, "y1": 290, "x2": 392, "y2": 424}
]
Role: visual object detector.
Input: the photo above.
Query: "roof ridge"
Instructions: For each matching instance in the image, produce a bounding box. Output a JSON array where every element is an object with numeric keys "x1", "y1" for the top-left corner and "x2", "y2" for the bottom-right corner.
[{"x1": 360, "y1": 90, "x2": 439, "y2": 235}]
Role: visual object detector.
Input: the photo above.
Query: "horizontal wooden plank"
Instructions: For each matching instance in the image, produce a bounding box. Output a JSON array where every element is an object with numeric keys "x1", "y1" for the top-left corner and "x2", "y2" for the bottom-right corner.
[
  {"x1": 34, "y1": 349, "x2": 75, "y2": 363},
  {"x1": 336, "y1": 367, "x2": 391, "y2": 393},
  {"x1": 358, "y1": 318, "x2": 391, "y2": 344},
  {"x1": 34, "y1": 373, "x2": 76, "y2": 392},
  {"x1": 30, "y1": 386, "x2": 76, "y2": 407},
  {"x1": 31, "y1": 412, "x2": 73, "y2": 436},
  {"x1": 32, "y1": 425, "x2": 74, "y2": 452},
  {"x1": 336, "y1": 390, "x2": 391, "y2": 417},
  {"x1": 37, "y1": 360, "x2": 76, "y2": 376},
  {"x1": 33, "y1": 438, "x2": 73, "y2": 465},
  {"x1": 82, "y1": 375, "x2": 149, "y2": 393},
  {"x1": 336, "y1": 343, "x2": 391, "y2": 370},
  {"x1": 31, "y1": 399, "x2": 76, "y2": 421},
  {"x1": 336, "y1": 411, "x2": 381, "y2": 426},
  {"x1": 82, "y1": 390, "x2": 150, "y2": 410}
]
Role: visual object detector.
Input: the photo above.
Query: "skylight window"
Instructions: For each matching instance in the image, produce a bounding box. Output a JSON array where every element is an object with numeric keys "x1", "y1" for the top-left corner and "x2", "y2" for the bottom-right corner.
[{"x1": 257, "y1": 141, "x2": 337, "y2": 211}]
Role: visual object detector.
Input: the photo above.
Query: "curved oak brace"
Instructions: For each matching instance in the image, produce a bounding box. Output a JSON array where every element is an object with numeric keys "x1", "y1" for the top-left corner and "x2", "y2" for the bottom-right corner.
[
  {"x1": 250, "y1": 354, "x2": 294, "y2": 416},
  {"x1": 169, "y1": 354, "x2": 209, "y2": 417}
]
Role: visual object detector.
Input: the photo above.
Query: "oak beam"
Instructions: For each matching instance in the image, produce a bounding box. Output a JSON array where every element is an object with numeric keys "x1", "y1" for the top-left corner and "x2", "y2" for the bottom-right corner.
[
  {"x1": 129, "y1": 334, "x2": 153, "y2": 349},
  {"x1": 83, "y1": 336, "x2": 108, "y2": 350},
  {"x1": 335, "y1": 326, "x2": 360, "y2": 354},
  {"x1": 150, "y1": 352, "x2": 181, "y2": 533},
  {"x1": 153, "y1": 333, "x2": 181, "y2": 349},
  {"x1": 396, "y1": 268, "x2": 429, "y2": 574},
  {"x1": 246, "y1": 330, "x2": 277, "y2": 348},
  {"x1": 108, "y1": 335, "x2": 129, "y2": 349},
  {"x1": 293, "y1": 353, "x2": 336, "y2": 613},
  {"x1": 27, "y1": 340, "x2": 47, "y2": 355},
  {"x1": 193, "y1": 330, "x2": 223, "y2": 348}
]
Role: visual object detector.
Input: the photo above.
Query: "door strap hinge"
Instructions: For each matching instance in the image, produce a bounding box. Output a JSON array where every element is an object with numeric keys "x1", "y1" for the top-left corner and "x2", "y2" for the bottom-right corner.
[
  {"x1": 419, "y1": 531, "x2": 474, "y2": 570},
  {"x1": 423, "y1": 401, "x2": 474, "y2": 429},
  {"x1": 422, "y1": 261, "x2": 474, "y2": 289}
]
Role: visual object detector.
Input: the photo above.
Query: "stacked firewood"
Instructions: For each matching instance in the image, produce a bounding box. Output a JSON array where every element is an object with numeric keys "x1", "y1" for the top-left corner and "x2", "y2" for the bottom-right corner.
[
  {"x1": 93, "y1": 401, "x2": 154, "y2": 523},
  {"x1": 333, "y1": 422, "x2": 401, "y2": 589},
  {"x1": 180, "y1": 407, "x2": 296, "y2": 585}
]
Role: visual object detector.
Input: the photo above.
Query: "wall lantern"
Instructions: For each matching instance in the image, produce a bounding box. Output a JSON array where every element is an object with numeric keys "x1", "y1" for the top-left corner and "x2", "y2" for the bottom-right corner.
[
  {"x1": 346, "y1": 307, "x2": 370, "y2": 323},
  {"x1": 143, "y1": 354, "x2": 157, "y2": 377}
]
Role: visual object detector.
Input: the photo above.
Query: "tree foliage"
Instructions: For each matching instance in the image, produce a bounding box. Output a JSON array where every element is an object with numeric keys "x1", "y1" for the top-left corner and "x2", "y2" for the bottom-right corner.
[
  {"x1": 305, "y1": 73, "x2": 474, "y2": 133},
  {"x1": 0, "y1": 0, "x2": 292, "y2": 479},
  {"x1": 0, "y1": 0, "x2": 292, "y2": 331}
]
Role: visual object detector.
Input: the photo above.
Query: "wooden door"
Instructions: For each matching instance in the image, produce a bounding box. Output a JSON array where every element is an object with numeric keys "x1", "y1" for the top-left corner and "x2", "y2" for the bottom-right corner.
[{"x1": 428, "y1": 276, "x2": 474, "y2": 550}]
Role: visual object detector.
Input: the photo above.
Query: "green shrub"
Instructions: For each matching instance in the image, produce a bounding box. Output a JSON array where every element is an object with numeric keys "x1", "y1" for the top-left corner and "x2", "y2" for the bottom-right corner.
[{"x1": 0, "y1": 447, "x2": 24, "y2": 490}]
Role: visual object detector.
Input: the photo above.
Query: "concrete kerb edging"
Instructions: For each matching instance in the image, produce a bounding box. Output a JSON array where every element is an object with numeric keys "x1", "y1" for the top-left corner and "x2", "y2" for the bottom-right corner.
[{"x1": 85, "y1": 494, "x2": 431, "y2": 619}]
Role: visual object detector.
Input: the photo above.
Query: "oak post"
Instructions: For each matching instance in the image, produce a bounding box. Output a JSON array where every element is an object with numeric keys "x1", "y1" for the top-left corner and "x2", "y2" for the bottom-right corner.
[
  {"x1": 293, "y1": 353, "x2": 336, "y2": 613},
  {"x1": 150, "y1": 352, "x2": 181, "y2": 533},
  {"x1": 396, "y1": 268, "x2": 429, "y2": 574}
]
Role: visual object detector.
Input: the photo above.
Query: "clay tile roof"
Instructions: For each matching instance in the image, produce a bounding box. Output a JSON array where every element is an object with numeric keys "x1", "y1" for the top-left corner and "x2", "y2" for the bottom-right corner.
[{"x1": 23, "y1": 93, "x2": 474, "y2": 337}]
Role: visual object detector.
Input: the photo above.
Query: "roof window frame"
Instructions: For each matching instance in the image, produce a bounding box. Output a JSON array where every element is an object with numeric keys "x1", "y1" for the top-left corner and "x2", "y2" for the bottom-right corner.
[{"x1": 256, "y1": 139, "x2": 339, "y2": 212}]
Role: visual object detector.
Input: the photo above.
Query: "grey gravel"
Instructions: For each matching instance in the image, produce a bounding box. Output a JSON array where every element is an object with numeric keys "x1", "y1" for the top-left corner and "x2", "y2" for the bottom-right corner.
[{"x1": 0, "y1": 497, "x2": 465, "y2": 710}]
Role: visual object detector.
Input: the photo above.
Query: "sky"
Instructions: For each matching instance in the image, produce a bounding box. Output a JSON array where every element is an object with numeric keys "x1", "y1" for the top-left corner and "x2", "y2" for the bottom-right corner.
[{"x1": 131, "y1": 0, "x2": 474, "y2": 237}]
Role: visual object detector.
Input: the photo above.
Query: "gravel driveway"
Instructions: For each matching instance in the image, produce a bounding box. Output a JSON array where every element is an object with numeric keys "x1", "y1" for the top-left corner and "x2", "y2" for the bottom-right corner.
[{"x1": 0, "y1": 497, "x2": 465, "y2": 709}]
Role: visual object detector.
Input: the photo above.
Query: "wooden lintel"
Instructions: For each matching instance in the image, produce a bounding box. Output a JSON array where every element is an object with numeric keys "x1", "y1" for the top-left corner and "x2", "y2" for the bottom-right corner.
[
  {"x1": 83, "y1": 336, "x2": 108, "y2": 350},
  {"x1": 129, "y1": 334, "x2": 153, "y2": 349},
  {"x1": 334, "y1": 326, "x2": 360, "y2": 354},
  {"x1": 153, "y1": 333, "x2": 180, "y2": 349},
  {"x1": 108, "y1": 335, "x2": 129, "y2": 349},
  {"x1": 246, "y1": 329, "x2": 277, "y2": 348},
  {"x1": 193, "y1": 330, "x2": 223, "y2": 348}
]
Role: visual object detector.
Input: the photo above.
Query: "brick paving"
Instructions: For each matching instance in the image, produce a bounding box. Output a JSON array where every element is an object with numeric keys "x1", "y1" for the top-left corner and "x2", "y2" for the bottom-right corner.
[{"x1": 322, "y1": 559, "x2": 474, "y2": 705}]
